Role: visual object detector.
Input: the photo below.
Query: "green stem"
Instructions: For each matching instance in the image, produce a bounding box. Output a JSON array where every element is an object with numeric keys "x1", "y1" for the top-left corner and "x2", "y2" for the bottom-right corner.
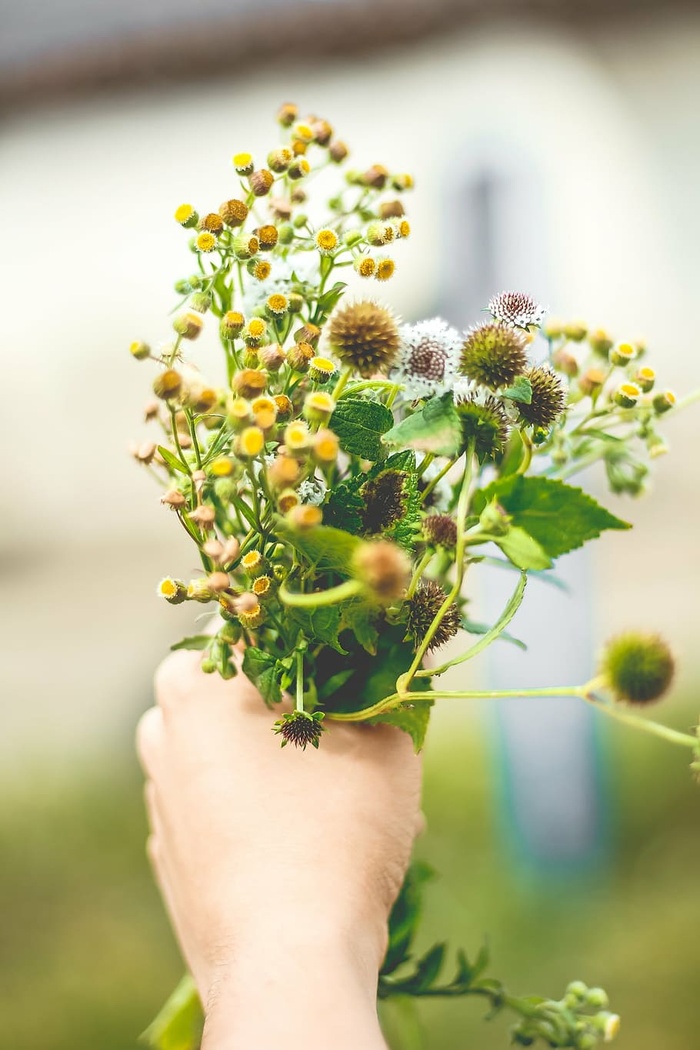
[
  {"x1": 278, "y1": 578, "x2": 364, "y2": 608},
  {"x1": 407, "y1": 550, "x2": 433, "y2": 599},
  {"x1": 416, "y1": 572, "x2": 527, "y2": 678},
  {"x1": 583, "y1": 691, "x2": 697, "y2": 749},
  {"x1": 331, "y1": 366, "x2": 353, "y2": 401},
  {"x1": 516, "y1": 429, "x2": 533, "y2": 474},
  {"x1": 420, "y1": 456, "x2": 457, "y2": 502},
  {"x1": 296, "y1": 650, "x2": 305, "y2": 714}
]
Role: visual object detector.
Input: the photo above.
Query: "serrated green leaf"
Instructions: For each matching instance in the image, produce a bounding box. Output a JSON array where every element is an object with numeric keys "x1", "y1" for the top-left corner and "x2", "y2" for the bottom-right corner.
[
  {"x1": 382, "y1": 860, "x2": 436, "y2": 976},
  {"x1": 140, "y1": 975, "x2": 203, "y2": 1050},
  {"x1": 170, "y1": 635, "x2": 211, "y2": 652},
  {"x1": 501, "y1": 375, "x2": 532, "y2": 404},
  {"x1": 473, "y1": 475, "x2": 631, "y2": 558},
  {"x1": 382, "y1": 393, "x2": 462, "y2": 456},
  {"x1": 329, "y1": 397, "x2": 394, "y2": 460},
  {"x1": 277, "y1": 521, "x2": 361, "y2": 575},
  {"x1": 461, "y1": 619, "x2": 527, "y2": 651},
  {"x1": 370, "y1": 699, "x2": 433, "y2": 752},
  {"x1": 157, "y1": 445, "x2": 189, "y2": 476},
  {"x1": 290, "y1": 605, "x2": 348, "y2": 654},
  {"x1": 342, "y1": 600, "x2": 380, "y2": 654},
  {"x1": 323, "y1": 482, "x2": 365, "y2": 534}
]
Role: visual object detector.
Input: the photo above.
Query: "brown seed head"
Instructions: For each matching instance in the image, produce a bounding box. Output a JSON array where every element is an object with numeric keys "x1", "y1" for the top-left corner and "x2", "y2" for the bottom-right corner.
[
  {"x1": 328, "y1": 300, "x2": 400, "y2": 378},
  {"x1": 219, "y1": 199, "x2": 249, "y2": 227},
  {"x1": 352, "y1": 540, "x2": 411, "y2": 604}
]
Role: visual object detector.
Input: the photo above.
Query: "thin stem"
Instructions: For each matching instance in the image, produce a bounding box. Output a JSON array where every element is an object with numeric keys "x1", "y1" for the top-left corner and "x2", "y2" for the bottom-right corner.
[
  {"x1": 583, "y1": 692, "x2": 697, "y2": 749},
  {"x1": 331, "y1": 366, "x2": 353, "y2": 401},
  {"x1": 279, "y1": 578, "x2": 363, "y2": 608},
  {"x1": 517, "y1": 429, "x2": 534, "y2": 474},
  {"x1": 328, "y1": 684, "x2": 586, "y2": 723},
  {"x1": 407, "y1": 550, "x2": 433, "y2": 599},
  {"x1": 296, "y1": 650, "x2": 305, "y2": 714},
  {"x1": 420, "y1": 456, "x2": 457, "y2": 503}
]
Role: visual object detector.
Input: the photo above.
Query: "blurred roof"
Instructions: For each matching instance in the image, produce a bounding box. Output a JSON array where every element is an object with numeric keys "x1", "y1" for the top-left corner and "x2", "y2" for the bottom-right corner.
[{"x1": 1, "y1": 0, "x2": 696, "y2": 112}]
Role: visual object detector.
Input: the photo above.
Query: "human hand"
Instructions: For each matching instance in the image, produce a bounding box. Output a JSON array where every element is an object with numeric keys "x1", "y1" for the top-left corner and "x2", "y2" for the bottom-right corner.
[{"x1": 137, "y1": 648, "x2": 423, "y2": 1050}]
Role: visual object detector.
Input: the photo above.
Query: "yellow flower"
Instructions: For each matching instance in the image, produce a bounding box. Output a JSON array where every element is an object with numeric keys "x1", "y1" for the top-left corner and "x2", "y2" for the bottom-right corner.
[
  {"x1": 195, "y1": 231, "x2": 217, "y2": 253},
  {"x1": 375, "y1": 257, "x2": 396, "y2": 281},
  {"x1": 315, "y1": 228, "x2": 338, "y2": 254},
  {"x1": 174, "y1": 203, "x2": 198, "y2": 227}
]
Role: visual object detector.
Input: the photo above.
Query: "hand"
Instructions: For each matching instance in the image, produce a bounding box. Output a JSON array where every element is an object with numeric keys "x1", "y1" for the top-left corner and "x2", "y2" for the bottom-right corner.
[{"x1": 137, "y1": 649, "x2": 423, "y2": 1050}]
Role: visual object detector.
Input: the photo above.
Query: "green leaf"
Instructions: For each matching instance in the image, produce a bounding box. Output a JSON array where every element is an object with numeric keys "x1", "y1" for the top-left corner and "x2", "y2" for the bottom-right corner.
[
  {"x1": 382, "y1": 393, "x2": 462, "y2": 457},
  {"x1": 382, "y1": 860, "x2": 436, "y2": 976},
  {"x1": 241, "y1": 647, "x2": 282, "y2": 706},
  {"x1": 461, "y1": 619, "x2": 527, "y2": 651},
  {"x1": 490, "y1": 526, "x2": 552, "y2": 571},
  {"x1": 277, "y1": 521, "x2": 361, "y2": 575},
  {"x1": 323, "y1": 482, "x2": 365, "y2": 534},
  {"x1": 317, "y1": 280, "x2": 347, "y2": 314},
  {"x1": 408, "y1": 943, "x2": 447, "y2": 992},
  {"x1": 370, "y1": 699, "x2": 433, "y2": 752},
  {"x1": 157, "y1": 445, "x2": 189, "y2": 476},
  {"x1": 140, "y1": 975, "x2": 203, "y2": 1050},
  {"x1": 290, "y1": 605, "x2": 348, "y2": 654},
  {"x1": 501, "y1": 375, "x2": 532, "y2": 404},
  {"x1": 342, "y1": 599, "x2": 380, "y2": 654},
  {"x1": 473, "y1": 475, "x2": 631, "y2": 559},
  {"x1": 329, "y1": 397, "x2": 394, "y2": 460},
  {"x1": 170, "y1": 635, "x2": 211, "y2": 652}
]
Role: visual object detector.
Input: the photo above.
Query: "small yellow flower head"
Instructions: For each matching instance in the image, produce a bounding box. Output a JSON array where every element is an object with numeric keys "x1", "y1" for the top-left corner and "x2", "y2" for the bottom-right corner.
[
  {"x1": 303, "y1": 391, "x2": 336, "y2": 425},
  {"x1": 242, "y1": 318, "x2": 267, "y2": 348},
  {"x1": 328, "y1": 299, "x2": 400, "y2": 378},
  {"x1": 189, "y1": 504, "x2": 216, "y2": 529},
  {"x1": 265, "y1": 294, "x2": 288, "y2": 319},
  {"x1": 153, "y1": 369, "x2": 183, "y2": 401},
  {"x1": 354, "y1": 257, "x2": 376, "y2": 278},
  {"x1": 252, "y1": 574, "x2": 274, "y2": 600},
  {"x1": 601, "y1": 631, "x2": 674, "y2": 704},
  {"x1": 609, "y1": 341, "x2": 637, "y2": 367},
  {"x1": 195, "y1": 231, "x2": 217, "y2": 253},
  {"x1": 267, "y1": 147, "x2": 293, "y2": 173},
  {"x1": 391, "y1": 173, "x2": 414, "y2": 191},
  {"x1": 284, "y1": 420, "x2": 311, "y2": 456},
  {"x1": 308, "y1": 356, "x2": 337, "y2": 384},
  {"x1": 653, "y1": 389, "x2": 676, "y2": 414},
  {"x1": 233, "y1": 367, "x2": 267, "y2": 398},
  {"x1": 251, "y1": 395, "x2": 277, "y2": 417},
  {"x1": 278, "y1": 488, "x2": 301, "y2": 513},
  {"x1": 238, "y1": 598, "x2": 264, "y2": 630},
  {"x1": 247, "y1": 259, "x2": 272, "y2": 281},
  {"x1": 220, "y1": 311, "x2": 245, "y2": 340},
  {"x1": 578, "y1": 366, "x2": 607, "y2": 397},
  {"x1": 130, "y1": 340, "x2": 151, "y2": 361},
  {"x1": 379, "y1": 200, "x2": 405, "y2": 220},
  {"x1": 189, "y1": 292, "x2": 212, "y2": 314},
  {"x1": 160, "y1": 489, "x2": 186, "y2": 509},
  {"x1": 210, "y1": 457, "x2": 235, "y2": 478},
  {"x1": 329, "y1": 140, "x2": 349, "y2": 163},
  {"x1": 287, "y1": 341, "x2": 315, "y2": 374},
  {"x1": 199, "y1": 212, "x2": 225, "y2": 236},
  {"x1": 227, "y1": 397, "x2": 252, "y2": 429},
  {"x1": 563, "y1": 320, "x2": 588, "y2": 342},
  {"x1": 250, "y1": 168, "x2": 275, "y2": 196},
  {"x1": 173, "y1": 311, "x2": 204, "y2": 340},
  {"x1": 312, "y1": 428, "x2": 339, "y2": 464},
  {"x1": 291, "y1": 139, "x2": 308, "y2": 157},
  {"x1": 273, "y1": 394, "x2": 294, "y2": 421},
  {"x1": 287, "y1": 504, "x2": 323, "y2": 529},
  {"x1": 259, "y1": 343, "x2": 287, "y2": 371},
  {"x1": 235, "y1": 425, "x2": 266, "y2": 459},
  {"x1": 589, "y1": 328, "x2": 614, "y2": 357},
  {"x1": 233, "y1": 152, "x2": 254, "y2": 175},
  {"x1": 233, "y1": 233, "x2": 259, "y2": 260},
  {"x1": 187, "y1": 578, "x2": 215, "y2": 603},
  {"x1": 613, "y1": 382, "x2": 641, "y2": 408},
  {"x1": 374, "y1": 257, "x2": 396, "y2": 282},
  {"x1": 241, "y1": 550, "x2": 267, "y2": 577},
  {"x1": 256, "y1": 224, "x2": 279, "y2": 251},
  {"x1": 635, "y1": 366, "x2": 656, "y2": 392},
  {"x1": 397, "y1": 219, "x2": 411, "y2": 239},
  {"x1": 174, "y1": 203, "x2": 198, "y2": 228},
  {"x1": 602, "y1": 1013, "x2": 621, "y2": 1043},
  {"x1": 315, "y1": 228, "x2": 339, "y2": 254},
  {"x1": 288, "y1": 158, "x2": 311, "y2": 181},
  {"x1": 277, "y1": 101, "x2": 298, "y2": 127},
  {"x1": 292, "y1": 121, "x2": 315, "y2": 143},
  {"x1": 366, "y1": 221, "x2": 393, "y2": 246},
  {"x1": 352, "y1": 539, "x2": 411, "y2": 604},
  {"x1": 294, "y1": 322, "x2": 322, "y2": 346},
  {"x1": 254, "y1": 407, "x2": 277, "y2": 432},
  {"x1": 219, "y1": 198, "x2": 249, "y2": 228},
  {"x1": 268, "y1": 453, "x2": 301, "y2": 489},
  {"x1": 157, "y1": 577, "x2": 187, "y2": 604}
]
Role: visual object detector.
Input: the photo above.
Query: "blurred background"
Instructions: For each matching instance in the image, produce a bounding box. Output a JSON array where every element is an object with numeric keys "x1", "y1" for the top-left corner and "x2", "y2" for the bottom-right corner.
[{"x1": 1, "y1": 0, "x2": 699, "y2": 1047}]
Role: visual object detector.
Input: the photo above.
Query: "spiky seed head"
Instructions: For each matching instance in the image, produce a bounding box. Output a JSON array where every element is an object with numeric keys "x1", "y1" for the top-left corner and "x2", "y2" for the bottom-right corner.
[
  {"x1": 459, "y1": 323, "x2": 528, "y2": 390},
  {"x1": 423, "y1": 514, "x2": 458, "y2": 549},
  {"x1": 518, "y1": 367, "x2": 566, "y2": 428},
  {"x1": 406, "y1": 580, "x2": 461, "y2": 651},
  {"x1": 360, "y1": 470, "x2": 411, "y2": 533},
  {"x1": 273, "y1": 710, "x2": 325, "y2": 750},
  {"x1": 327, "y1": 300, "x2": 400, "y2": 378},
  {"x1": 455, "y1": 395, "x2": 510, "y2": 460},
  {"x1": 601, "y1": 632, "x2": 674, "y2": 704},
  {"x1": 488, "y1": 291, "x2": 545, "y2": 330},
  {"x1": 352, "y1": 540, "x2": 411, "y2": 604}
]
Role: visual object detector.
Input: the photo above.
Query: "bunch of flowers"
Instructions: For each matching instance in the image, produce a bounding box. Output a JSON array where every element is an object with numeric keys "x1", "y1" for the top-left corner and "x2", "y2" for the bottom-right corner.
[{"x1": 131, "y1": 103, "x2": 699, "y2": 1049}]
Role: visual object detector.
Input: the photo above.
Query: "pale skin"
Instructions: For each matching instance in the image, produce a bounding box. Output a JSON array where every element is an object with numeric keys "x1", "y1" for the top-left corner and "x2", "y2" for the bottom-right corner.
[{"x1": 136, "y1": 648, "x2": 424, "y2": 1050}]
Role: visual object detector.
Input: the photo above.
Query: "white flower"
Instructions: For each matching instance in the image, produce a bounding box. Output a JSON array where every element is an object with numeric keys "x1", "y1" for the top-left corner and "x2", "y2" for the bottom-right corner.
[
  {"x1": 488, "y1": 290, "x2": 546, "y2": 330},
  {"x1": 392, "y1": 318, "x2": 462, "y2": 399},
  {"x1": 297, "y1": 476, "x2": 328, "y2": 506}
]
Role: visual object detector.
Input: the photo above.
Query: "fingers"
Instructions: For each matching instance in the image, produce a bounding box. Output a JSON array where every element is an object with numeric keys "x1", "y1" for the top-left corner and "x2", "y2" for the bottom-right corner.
[{"x1": 136, "y1": 705, "x2": 163, "y2": 774}]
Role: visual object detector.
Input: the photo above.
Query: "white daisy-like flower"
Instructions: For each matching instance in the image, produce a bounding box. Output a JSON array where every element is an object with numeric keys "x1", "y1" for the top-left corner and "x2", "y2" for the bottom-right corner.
[
  {"x1": 392, "y1": 318, "x2": 462, "y2": 399},
  {"x1": 242, "y1": 254, "x2": 318, "y2": 316},
  {"x1": 297, "y1": 476, "x2": 328, "y2": 506},
  {"x1": 488, "y1": 290, "x2": 546, "y2": 330}
]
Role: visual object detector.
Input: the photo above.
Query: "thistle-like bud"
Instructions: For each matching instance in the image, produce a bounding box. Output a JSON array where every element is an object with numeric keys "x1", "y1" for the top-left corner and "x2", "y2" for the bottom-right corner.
[
  {"x1": 256, "y1": 224, "x2": 279, "y2": 251},
  {"x1": 328, "y1": 300, "x2": 400, "y2": 378},
  {"x1": 303, "y1": 391, "x2": 336, "y2": 425},
  {"x1": 130, "y1": 340, "x2": 151, "y2": 361},
  {"x1": 459, "y1": 323, "x2": 528, "y2": 390},
  {"x1": 600, "y1": 631, "x2": 674, "y2": 704},
  {"x1": 518, "y1": 367, "x2": 567, "y2": 428},
  {"x1": 407, "y1": 579, "x2": 461, "y2": 651},
  {"x1": 153, "y1": 369, "x2": 183, "y2": 401},
  {"x1": 250, "y1": 169, "x2": 275, "y2": 196},
  {"x1": 455, "y1": 395, "x2": 510, "y2": 460},
  {"x1": 220, "y1": 311, "x2": 245, "y2": 340},
  {"x1": 189, "y1": 505, "x2": 216, "y2": 529},
  {"x1": 173, "y1": 312, "x2": 204, "y2": 340},
  {"x1": 233, "y1": 233, "x2": 259, "y2": 260},
  {"x1": 219, "y1": 198, "x2": 249, "y2": 227},
  {"x1": 352, "y1": 540, "x2": 411, "y2": 604},
  {"x1": 273, "y1": 710, "x2": 325, "y2": 750},
  {"x1": 423, "y1": 514, "x2": 458, "y2": 549},
  {"x1": 233, "y1": 369, "x2": 267, "y2": 399},
  {"x1": 174, "y1": 203, "x2": 198, "y2": 228}
]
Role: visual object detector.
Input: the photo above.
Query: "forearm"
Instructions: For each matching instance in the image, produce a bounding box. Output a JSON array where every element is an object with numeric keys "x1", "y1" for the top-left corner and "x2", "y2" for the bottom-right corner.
[{"x1": 202, "y1": 918, "x2": 388, "y2": 1050}]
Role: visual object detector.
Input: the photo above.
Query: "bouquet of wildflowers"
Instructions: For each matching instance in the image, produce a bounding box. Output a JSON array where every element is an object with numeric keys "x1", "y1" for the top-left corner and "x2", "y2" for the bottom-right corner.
[{"x1": 131, "y1": 103, "x2": 699, "y2": 1049}]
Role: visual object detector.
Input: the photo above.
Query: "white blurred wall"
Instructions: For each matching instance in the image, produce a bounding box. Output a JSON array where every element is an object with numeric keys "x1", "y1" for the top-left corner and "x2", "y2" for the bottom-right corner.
[{"x1": 1, "y1": 16, "x2": 699, "y2": 769}]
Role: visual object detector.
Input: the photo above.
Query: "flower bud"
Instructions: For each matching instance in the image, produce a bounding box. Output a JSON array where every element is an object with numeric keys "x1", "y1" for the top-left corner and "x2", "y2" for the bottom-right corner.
[
  {"x1": 277, "y1": 222, "x2": 294, "y2": 245},
  {"x1": 220, "y1": 311, "x2": 245, "y2": 340},
  {"x1": 161, "y1": 489, "x2": 186, "y2": 509},
  {"x1": 273, "y1": 394, "x2": 294, "y2": 422},
  {"x1": 551, "y1": 347, "x2": 579, "y2": 377},
  {"x1": 294, "y1": 322, "x2": 321, "y2": 346},
  {"x1": 352, "y1": 540, "x2": 411, "y2": 604},
  {"x1": 653, "y1": 389, "x2": 676, "y2": 414},
  {"x1": 329, "y1": 140, "x2": 349, "y2": 163},
  {"x1": 242, "y1": 318, "x2": 267, "y2": 347},
  {"x1": 391, "y1": 173, "x2": 414, "y2": 191},
  {"x1": 578, "y1": 367, "x2": 606, "y2": 397},
  {"x1": 589, "y1": 328, "x2": 614, "y2": 357},
  {"x1": 277, "y1": 102, "x2": 298, "y2": 127},
  {"x1": 278, "y1": 488, "x2": 300, "y2": 513},
  {"x1": 132, "y1": 441, "x2": 156, "y2": 464},
  {"x1": 219, "y1": 198, "x2": 249, "y2": 227},
  {"x1": 260, "y1": 342, "x2": 286, "y2": 370},
  {"x1": 366, "y1": 221, "x2": 394, "y2": 246},
  {"x1": 354, "y1": 256, "x2": 376, "y2": 278},
  {"x1": 187, "y1": 578, "x2": 215, "y2": 603},
  {"x1": 249, "y1": 169, "x2": 274, "y2": 196},
  {"x1": 233, "y1": 368, "x2": 267, "y2": 399},
  {"x1": 173, "y1": 312, "x2": 204, "y2": 340},
  {"x1": 247, "y1": 258, "x2": 272, "y2": 281},
  {"x1": 562, "y1": 320, "x2": 588, "y2": 342},
  {"x1": 237, "y1": 596, "x2": 264, "y2": 629},
  {"x1": 287, "y1": 504, "x2": 323, "y2": 529},
  {"x1": 207, "y1": 571, "x2": 231, "y2": 593},
  {"x1": 312, "y1": 428, "x2": 339, "y2": 464},
  {"x1": 189, "y1": 505, "x2": 216, "y2": 529},
  {"x1": 379, "y1": 200, "x2": 405, "y2": 219},
  {"x1": 613, "y1": 382, "x2": 641, "y2": 408},
  {"x1": 600, "y1": 631, "x2": 674, "y2": 704},
  {"x1": 153, "y1": 369, "x2": 183, "y2": 401},
  {"x1": 308, "y1": 356, "x2": 337, "y2": 384},
  {"x1": 634, "y1": 366, "x2": 655, "y2": 392},
  {"x1": 256, "y1": 224, "x2": 279, "y2": 250},
  {"x1": 288, "y1": 158, "x2": 310, "y2": 181},
  {"x1": 240, "y1": 550, "x2": 267, "y2": 578},
  {"x1": 189, "y1": 292, "x2": 212, "y2": 314},
  {"x1": 543, "y1": 317, "x2": 564, "y2": 340},
  {"x1": 221, "y1": 537, "x2": 241, "y2": 565},
  {"x1": 609, "y1": 341, "x2": 637, "y2": 367},
  {"x1": 198, "y1": 212, "x2": 224, "y2": 236},
  {"x1": 227, "y1": 396, "x2": 253, "y2": 429},
  {"x1": 267, "y1": 453, "x2": 301, "y2": 488},
  {"x1": 174, "y1": 203, "x2": 198, "y2": 228},
  {"x1": 287, "y1": 341, "x2": 314, "y2": 373},
  {"x1": 233, "y1": 152, "x2": 254, "y2": 175},
  {"x1": 284, "y1": 420, "x2": 311, "y2": 456},
  {"x1": 195, "y1": 231, "x2": 217, "y2": 253},
  {"x1": 303, "y1": 391, "x2": 336, "y2": 425},
  {"x1": 157, "y1": 577, "x2": 187, "y2": 604},
  {"x1": 233, "y1": 233, "x2": 259, "y2": 260},
  {"x1": 363, "y1": 164, "x2": 389, "y2": 189},
  {"x1": 267, "y1": 147, "x2": 293, "y2": 173},
  {"x1": 130, "y1": 340, "x2": 151, "y2": 361},
  {"x1": 235, "y1": 426, "x2": 266, "y2": 459}
]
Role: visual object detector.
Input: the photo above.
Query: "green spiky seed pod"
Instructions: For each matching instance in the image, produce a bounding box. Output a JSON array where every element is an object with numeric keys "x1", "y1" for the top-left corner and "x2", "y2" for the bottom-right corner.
[
  {"x1": 455, "y1": 395, "x2": 510, "y2": 460},
  {"x1": 328, "y1": 300, "x2": 400, "y2": 378},
  {"x1": 406, "y1": 580, "x2": 461, "y2": 651},
  {"x1": 601, "y1": 632, "x2": 674, "y2": 704},
  {"x1": 273, "y1": 710, "x2": 325, "y2": 750},
  {"x1": 459, "y1": 323, "x2": 528, "y2": 390},
  {"x1": 518, "y1": 367, "x2": 566, "y2": 428}
]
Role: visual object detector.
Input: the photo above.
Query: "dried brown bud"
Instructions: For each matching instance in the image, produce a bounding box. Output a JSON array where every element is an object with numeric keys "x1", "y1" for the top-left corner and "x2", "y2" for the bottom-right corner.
[
  {"x1": 269, "y1": 197, "x2": 293, "y2": 220},
  {"x1": 259, "y1": 344, "x2": 286, "y2": 372},
  {"x1": 189, "y1": 505, "x2": 216, "y2": 528},
  {"x1": 153, "y1": 369, "x2": 183, "y2": 401},
  {"x1": 277, "y1": 102, "x2": 298, "y2": 127},
  {"x1": 363, "y1": 164, "x2": 389, "y2": 189},
  {"x1": 207, "y1": 571, "x2": 231, "y2": 592},
  {"x1": 379, "y1": 200, "x2": 405, "y2": 219},
  {"x1": 161, "y1": 490, "x2": 186, "y2": 509},
  {"x1": 294, "y1": 322, "x2": 321, "y2": 346},
  {"x1": 203, "y1": 539, "x2": 224, "y2": 560},
  {"x1": 352, "y1": 540, "x2": 411, "y2": 604},
  {"x1": 219, "y1": 199, "x2": 249, "y2": 227},
  {"x1": 233, "y1": 369, "x2": 268, "y2": 399},
  {"x1": 329, "y1": 140, "x2": 349, "y2": 163},
  {"x1": 250, "y1": 169, "x2": 274, "y2": 197},
  {"x1": 221, "y1": 537, "x2": 241, "y2": 565},
  {"x1": 132, "y1": 441, "x2": 156, "y2": 464}
]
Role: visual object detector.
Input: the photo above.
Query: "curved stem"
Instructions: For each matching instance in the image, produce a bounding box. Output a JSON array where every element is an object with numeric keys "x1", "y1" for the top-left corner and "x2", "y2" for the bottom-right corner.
[
  {"x1": 420, "y1": 456, "x2": 457, "y2": 503},
  {"x1": 407, "y1": 550, "x2": 433, "y2": 599},
  {"x1": 279, "y1": 578, "x2": 363, "y2": 608},
  {"x1": 582, "y1": 691, "x2": 697, "y2": 749}
]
